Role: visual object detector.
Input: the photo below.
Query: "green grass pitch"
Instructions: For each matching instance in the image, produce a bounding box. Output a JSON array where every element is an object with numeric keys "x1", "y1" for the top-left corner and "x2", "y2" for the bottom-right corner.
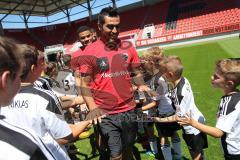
[{"x1": 73, "y1": 36, "x2": 240, "y2": 160}]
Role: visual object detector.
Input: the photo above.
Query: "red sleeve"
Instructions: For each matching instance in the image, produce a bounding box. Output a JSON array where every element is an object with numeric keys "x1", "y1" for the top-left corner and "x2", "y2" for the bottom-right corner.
[
  {"x1": 70, "y1": 50, "x2": 82, "y2": 71},
  {"x1": 76, "y1": 53, "x2": 96, "y2": 75},
  {"x1": 129, "y1": 46, "x2": 141, "y2": 69},
  {"x1": 70, "y1": 56, "x2": 79, "y2": 71}
]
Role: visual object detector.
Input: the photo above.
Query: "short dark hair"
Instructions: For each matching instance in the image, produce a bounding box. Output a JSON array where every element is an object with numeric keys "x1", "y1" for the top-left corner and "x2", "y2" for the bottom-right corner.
[
  {"x1": 98, "y1": 6, "x2": 119, "y2": 25},
  {"x1": 90, "y1": 28, "x2": 96, "y2": 33},
  {"x1": 20, "y1": 44, "x2": 40, "y2": 80},
  {"x1": 45, "y1": 62, "x2": 57, "y2": 77},
  {"x1": 0, "y1": 36, "x2": 22, "y2": 80},
  {"x1": 76, "y1": 25, "x2": 91, "y2": 35},
  {"x1": 62, "y1": 54, "x2": 71, "y2": 66}
]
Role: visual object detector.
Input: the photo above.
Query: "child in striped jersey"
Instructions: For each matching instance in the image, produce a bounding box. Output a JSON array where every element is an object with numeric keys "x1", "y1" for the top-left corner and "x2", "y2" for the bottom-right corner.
[
  {"x1": 0, "y1": 37, "x2": 54, "y2": 159},
  {"x1": 140, "y1": 47, "x2": 182, "y2": 160},
  {"x1": 1, "y1": 44, "x2": 92, "y2": 159},
  {"x1": 178, "y1": 58, "x2": 240, "y2": 160},
  {"x1": 156, "y1": 55, "x2": 208, "y2": 160}
]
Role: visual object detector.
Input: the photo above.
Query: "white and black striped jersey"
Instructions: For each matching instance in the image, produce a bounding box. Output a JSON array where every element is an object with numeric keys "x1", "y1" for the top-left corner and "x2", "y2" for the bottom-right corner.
[
  {"x1": 216, "y1": 92, "x2": 240, "y2": 156},
  {"x1": 168, "y1": 77, "x2": 205, "y2": 135},
  {"x1": 1, "y1": 84, "x2": 72, "y2": 160},
  {"x1": 34, "y1": 77, "x2": 64, "y2": 116},
  {"x1": 34, "y1": 77, "x2": 53, "y2": 91},
  {"x1": 32, "y1": 84, "x2": 64, "y2": 117},
  {"x1": 0, "y1": 118, "x2": 55, "y2": 160}
]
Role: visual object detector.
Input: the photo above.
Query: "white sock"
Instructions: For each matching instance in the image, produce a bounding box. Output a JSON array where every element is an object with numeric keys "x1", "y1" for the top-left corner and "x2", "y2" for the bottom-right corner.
[
  {"x1": 161, "y1": 144, "x2": 172, "y2": 160},
  {"x1": 149, "y1": 138, "x2": 158, "y2": 154},
  {"x1": 172, "y1": 137, "x2": 182, "y2": 159}
]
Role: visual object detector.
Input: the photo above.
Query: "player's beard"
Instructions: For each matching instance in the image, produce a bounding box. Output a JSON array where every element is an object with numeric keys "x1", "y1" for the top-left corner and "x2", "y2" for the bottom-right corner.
[{"x1": 105, "y1": 38, "x2": 118, "y2": 50}]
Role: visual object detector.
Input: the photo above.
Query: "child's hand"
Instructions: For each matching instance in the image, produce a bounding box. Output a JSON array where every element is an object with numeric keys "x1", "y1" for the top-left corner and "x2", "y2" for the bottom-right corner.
[
  {"x1": 85, "y1": 108, "x2": 107, "y2": 124},
  {"x1": 176, "y1": 112, "x2": 193, "y2": 126},
  {"x1": 138, "y1": 85, "x2": 156, "y2": 97},
  {"x1": 148, "y1": 90, "x2": 159, "y2": 99}
]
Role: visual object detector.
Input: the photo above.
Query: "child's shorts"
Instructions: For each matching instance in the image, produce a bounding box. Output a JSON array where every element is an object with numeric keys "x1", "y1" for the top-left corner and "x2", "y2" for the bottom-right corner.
[
  {"x1": 156, "y1": 122, "x2": 182, "y2": 137},
  {"x1": 224, "y1": 154, "x2": 240, "y2": 160},
  {"x1": 182, "y1": 132, "x2": 208, "y2": 157}
]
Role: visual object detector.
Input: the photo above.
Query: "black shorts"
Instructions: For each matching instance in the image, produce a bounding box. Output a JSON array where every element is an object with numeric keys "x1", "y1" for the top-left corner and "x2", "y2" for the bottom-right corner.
[
  {"x1": 143, "y1": 121, "x2": 154, "y2": 128},
  {"x1": 98, "y1": 109, "x2": 138, "y2": 158},
  {"x1": 182, "y1": 132, "x2": 208, "y2": 157},
  {"x1": 224, "y1": 154, "x2": 240, "y2": 160},
  {"x1": 156, "y1": 122, "x2": 182, "y2": 137}
]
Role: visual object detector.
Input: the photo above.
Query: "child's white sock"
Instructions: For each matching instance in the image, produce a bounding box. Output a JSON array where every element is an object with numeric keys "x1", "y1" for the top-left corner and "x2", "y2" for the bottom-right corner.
[
  {"x1": 161, "y1": 144, "x2": 172, "y2": 160},
  {"x1": 149, "y1": 138, "x2": 158, "y2": 154},
  {"x1": 172, "y1": 137, "x2": 182, "y2": 159}
]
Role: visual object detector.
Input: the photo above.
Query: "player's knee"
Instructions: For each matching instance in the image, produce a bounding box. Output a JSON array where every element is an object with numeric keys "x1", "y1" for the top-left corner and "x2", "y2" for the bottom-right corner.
[{"x1": 110, "y1": 147, "x2": 122, "y2": 160}]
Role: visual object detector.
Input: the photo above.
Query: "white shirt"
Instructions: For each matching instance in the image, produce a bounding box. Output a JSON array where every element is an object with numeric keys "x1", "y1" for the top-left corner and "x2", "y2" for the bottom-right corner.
[
  {"x1": 34, "y1": 77, "x2": 65, "y2": 117},
  {"x1": 1, "y1": 85, "x2": 71, "y2": 160},
  {"x1": 0, "y1": 118, "x2": 55, "y2": 160},
  {"x1": 169, "y1": 77, "x2": 204, "y2": 135},
  {"x1": 53, "y1": 70, "x2": 78, "y2": 97},
  {"x1": 216, "y1": 92, "x2": 240, "y2": 155},
  {"x1": 34, "y1": 77, "x2": 53, "y2": 91}
]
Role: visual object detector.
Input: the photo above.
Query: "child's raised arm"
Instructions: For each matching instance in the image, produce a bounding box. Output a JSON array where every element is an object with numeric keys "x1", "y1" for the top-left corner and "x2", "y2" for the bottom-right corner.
[
  {"x1": 177, "y1": 114, "x2": 224, "y2": 138},
  {"x1": 141, "y1": 101, "x2": 158, "y2": 111}
]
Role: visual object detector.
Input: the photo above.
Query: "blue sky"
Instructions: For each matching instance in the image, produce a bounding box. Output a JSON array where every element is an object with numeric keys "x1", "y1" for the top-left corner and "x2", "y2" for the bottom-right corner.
[{"x1": 0, "y1": 0, "x2": 141, "y2": 29}]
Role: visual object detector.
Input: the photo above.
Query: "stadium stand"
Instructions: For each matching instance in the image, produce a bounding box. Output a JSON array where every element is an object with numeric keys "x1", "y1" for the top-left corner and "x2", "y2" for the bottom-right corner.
[
  {"x1": 3, "y1": 0, "x2": 240, "y2": 49},
  {"x1": 4, "y1": 29, "x2": 43, "y2": 50}
]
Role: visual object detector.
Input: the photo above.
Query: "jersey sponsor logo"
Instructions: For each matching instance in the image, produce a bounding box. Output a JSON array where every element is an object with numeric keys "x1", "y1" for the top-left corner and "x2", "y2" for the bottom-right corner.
[
  {"x1": 120, "y1": 53, "x2": 128, "y2": 61},
  {"x1": 96, "y1": 57, "x2": 109, "y2": 72},
  {"x1": 9, "y1": 100, "x2": 29, "y2": 108},
  {"x1": 101, "y1": 71, "x2": 130, "y2": 78}
]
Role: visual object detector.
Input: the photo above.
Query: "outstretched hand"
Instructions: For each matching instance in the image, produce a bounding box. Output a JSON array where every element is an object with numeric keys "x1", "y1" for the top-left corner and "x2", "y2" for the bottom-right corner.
[
  {"x1": 176, "y1": 112, "x2": 193, "y2": 126},
  {"x1": 138, "y1": 85, "x2": 158, "y2": 98},
  {"x1": 85, "y1": 107, "x2": 107, "y2": 124}
]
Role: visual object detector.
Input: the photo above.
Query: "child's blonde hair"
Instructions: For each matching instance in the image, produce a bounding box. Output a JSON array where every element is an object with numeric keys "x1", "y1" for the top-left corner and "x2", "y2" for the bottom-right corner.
[
  {"x1": 216, "y1": 58, "x2": 240, "y2": 87},
  {"x1": 142, "y1": 47, "x2": 164, "y2": 60},
  {"x1": 161, "y1": 55, "x2": 183, "y2": 79},
  {"x1": 142, "y1": 47, "x2": 165, "y2": 70}
]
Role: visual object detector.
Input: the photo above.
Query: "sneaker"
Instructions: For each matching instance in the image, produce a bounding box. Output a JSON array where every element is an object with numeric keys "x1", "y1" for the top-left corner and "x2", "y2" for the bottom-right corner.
[{"x1": 145, "y1": 151, "x2": 155, "y2": 157}]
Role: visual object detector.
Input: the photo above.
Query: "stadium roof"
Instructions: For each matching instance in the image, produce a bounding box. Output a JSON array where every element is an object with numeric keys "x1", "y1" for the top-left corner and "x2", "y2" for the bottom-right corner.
[
  {"x1": 0, "y1": 0, "x2": 162, "y2": 29},
  {"x1": 0, "y1": 0, "x2": 89, "y2": 16}
]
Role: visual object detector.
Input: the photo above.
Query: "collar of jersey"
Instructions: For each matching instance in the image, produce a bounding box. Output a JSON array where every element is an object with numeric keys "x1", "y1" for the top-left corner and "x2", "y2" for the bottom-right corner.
[
  {"x1": 21, "y1": 82, "x2": 33, "y2": 87},
  {"x1": 222, "y1": 90, "x2": 240, "y2": 97}
]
